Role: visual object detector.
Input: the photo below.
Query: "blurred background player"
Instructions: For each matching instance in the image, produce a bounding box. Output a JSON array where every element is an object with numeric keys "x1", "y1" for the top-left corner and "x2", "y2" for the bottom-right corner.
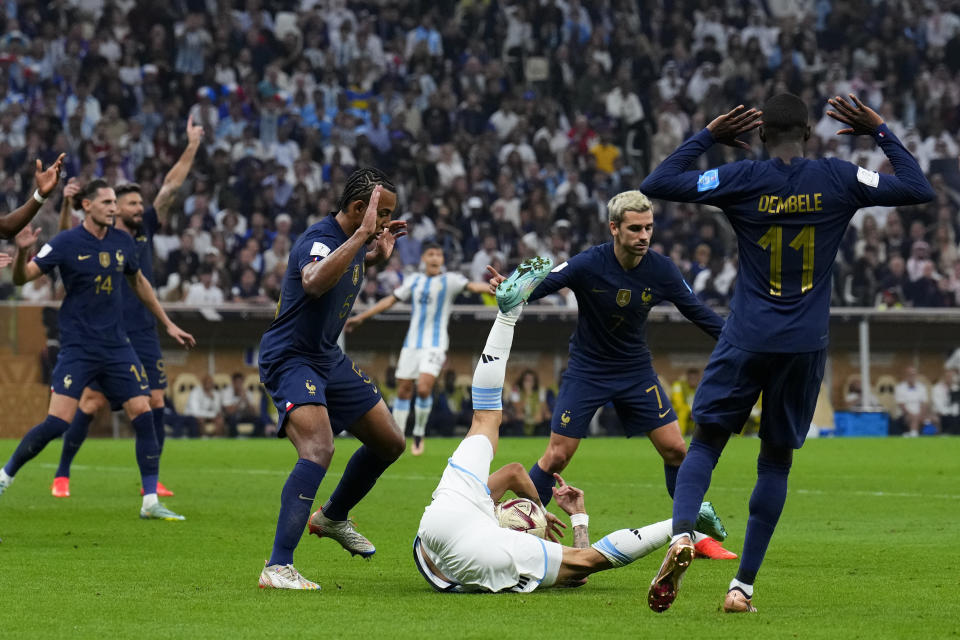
[
  {"x1": 51, "y1": 116, "x2": 205, "y2": 498},
  {"x1": 488, "y1": 190, "x2": 735, "y2": 560},
  {"x1": 641, "y1": 95, "x2": 934, "y2": 613},
  {"x1": 257, "y1": 169, "x2": 407, "y2": 590},
  {"x1": 0, "y1": 180, "x2": 196, "y2": 521},
  {"x1": 415, "y1": 260, "x2": 730, "y2": 593},
  {"x1": 346, "y1": 241, "x2": 493, "y2": 455}
]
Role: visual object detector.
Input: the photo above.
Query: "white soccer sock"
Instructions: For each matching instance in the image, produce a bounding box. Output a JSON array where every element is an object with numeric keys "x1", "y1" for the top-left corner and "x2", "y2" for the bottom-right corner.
[
  {"x1": 0, "y1": 468, "x2": 12, "y2": 483},
  {"x1": 142, "y1": 493, "x2": 158, "y2": 508},
  {"x1": 729, "y1": 578, "x2": 754, "y2": 597},
  {"x1": 692, "y1": 531, "x2": 707, "y2": 543},
  {"x1": 392, "y1": 397, "x2": 411, "y2": 434},
  {"x1": 472, "y1": 308, "x2": 522, "y2": 410},
  {"x1": 413, "y1": 396, "x2": 432, "y2": 438},
  {"x1": 670, "y1": 533, "x2": 692, "y2": 546},
  {"x1": 592, "y1": 520, "x2": 673, "y2": 568}
]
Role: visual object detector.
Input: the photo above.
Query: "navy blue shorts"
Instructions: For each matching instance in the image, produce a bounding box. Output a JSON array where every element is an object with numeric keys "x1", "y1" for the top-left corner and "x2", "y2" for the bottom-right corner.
[
  {"x1": 550, "y1": 370, "x2": 675, "y2": 439},
  {"x1": 51, "y1": 343, "x2": 150, "y2": 405},
  {"x1": 88, "y1": 331, "x2": 166, "y2": 409},
  {"x1": 692, "y1": 337, "x2": 827, "y2": 449},
  {"x1": 261, "y1": 353, "x2": 382, "y2": 438}
]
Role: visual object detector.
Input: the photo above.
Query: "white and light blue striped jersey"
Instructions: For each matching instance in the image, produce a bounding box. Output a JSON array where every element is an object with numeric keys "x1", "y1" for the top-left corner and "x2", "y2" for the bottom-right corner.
[{"x1": 394, "y1": 271, "x2": 469, "y2": 351}]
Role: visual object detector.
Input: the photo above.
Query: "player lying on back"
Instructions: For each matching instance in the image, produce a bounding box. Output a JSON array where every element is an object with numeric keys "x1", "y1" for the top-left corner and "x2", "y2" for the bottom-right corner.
[
  {"x1": 51, "y1": 115, "x2": 205, "y2": 499},
  {"x1": 414, "y1": 260, "x2": 729, "y2": 593},
  {"x1": 639, "y1": 94, "x2": 934, "y2": 613},
  {"x1": 346, "y1": 241, "x2": 493, "y2": 456},
  {"x1": 487, "y1": 190, "x2": 736, "y2": 560}
]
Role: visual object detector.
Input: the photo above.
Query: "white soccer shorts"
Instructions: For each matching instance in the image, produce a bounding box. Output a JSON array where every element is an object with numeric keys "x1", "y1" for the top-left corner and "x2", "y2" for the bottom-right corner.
[
  {"x1": 415, "y1": 435, "x2": 563, "y2": 593},
  {"x1": 396, "y1": 346, "x2": 446, "y2": 380}
]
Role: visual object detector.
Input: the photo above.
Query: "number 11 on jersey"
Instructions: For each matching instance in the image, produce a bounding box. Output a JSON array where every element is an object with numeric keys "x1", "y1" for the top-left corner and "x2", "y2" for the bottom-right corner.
[{"x1": 758, "y1": 225, "x2": 815, "y2": 296}]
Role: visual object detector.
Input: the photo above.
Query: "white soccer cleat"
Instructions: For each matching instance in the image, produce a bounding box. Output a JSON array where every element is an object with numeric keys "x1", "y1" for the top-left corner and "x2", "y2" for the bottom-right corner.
[
  {"x1": 258, "y1": 564, "x2": 321, "y2": 590},
  {"x1": 0, "y1": 471, "x2": 13, "y2": 498},
  {"x1": 308, "y1": 509, "x2": 376, "y2": 557}
]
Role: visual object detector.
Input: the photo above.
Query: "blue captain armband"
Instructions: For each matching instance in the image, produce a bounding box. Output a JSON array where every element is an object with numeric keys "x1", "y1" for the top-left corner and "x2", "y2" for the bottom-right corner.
[{"x1": 697, "y1": 168, "x2": 720, "y2": 192}]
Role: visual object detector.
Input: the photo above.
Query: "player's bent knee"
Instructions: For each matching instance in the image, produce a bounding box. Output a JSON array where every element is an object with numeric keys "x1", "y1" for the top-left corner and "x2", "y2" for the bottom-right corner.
[{"x1": 123, "y1": 397, "x2": 151, "y2": 420}]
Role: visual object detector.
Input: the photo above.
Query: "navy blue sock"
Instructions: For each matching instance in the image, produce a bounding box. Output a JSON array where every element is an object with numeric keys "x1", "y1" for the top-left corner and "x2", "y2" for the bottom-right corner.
[
  {"x1": 528, "y1": 463, "x2": 555, "y2": 506},
  {"x1": 322, "y1": 446, "x2": 391, "y2": 521},
  {"x1": 152, "y1": 407, "x2": 166, "y2": 455},
  {"x1": 664, "y1": 463, "x2": 680, "y2": 499},
  {"x1": 55, "y1": 411, "x2": 93, "y2": 478},
  {"x1": 736, "y1": 456, "x2": 792, "y2": 585},
  {"x1": 3, "y1": 415, "x2": 70, "y2": 476},
  {"x1": 672, "y1": 438, "x2": 724, "y2": 536},
  {"x1": 131, "y1": 412, "x2": 160, "y2": 495},
  {"x1": 269, "y1": 459, "x2": 327, "y2": 566}
]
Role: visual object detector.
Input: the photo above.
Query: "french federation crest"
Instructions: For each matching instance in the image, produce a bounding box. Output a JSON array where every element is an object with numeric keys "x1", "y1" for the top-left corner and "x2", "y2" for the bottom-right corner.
[
  {"x1": 352, "y1": 264, "x2": 360, "y2": 285},
  {"x1": 64, "y1": 374, "x2": 73, "y2": 389},
  {"x1": 99, "y1": 252, "x2": 111, "y2": 268},
  {"x1": 560, "y1": 410, "x2": 571, "y2": 427},
  {"x1": 305, "y1": 379, "x2": 316, "y2": 396},
  {"x1": 616, "y1": 289, "x2": 632, "y2": 307},
  {"x1": 641, "y1": 288, "x2": 652, "y2": 304},
  {"x1": 115, "y1": 249, "x2": 124, "y2": 267}
]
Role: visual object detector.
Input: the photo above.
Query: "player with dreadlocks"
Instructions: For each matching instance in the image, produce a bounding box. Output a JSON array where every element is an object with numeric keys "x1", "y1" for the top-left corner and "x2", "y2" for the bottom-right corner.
[{"x1": 256, "y1": 167, "x2": 408, "y2": 590}]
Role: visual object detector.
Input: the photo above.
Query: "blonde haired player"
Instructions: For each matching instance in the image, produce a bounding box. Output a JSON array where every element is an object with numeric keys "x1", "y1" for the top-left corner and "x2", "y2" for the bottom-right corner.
[
  {"x1": 414, "y1": 260, "x2": 728, "y2": 592},
  {"x1": 346, "y1": 242, "x2": 491, "y2": 455}
]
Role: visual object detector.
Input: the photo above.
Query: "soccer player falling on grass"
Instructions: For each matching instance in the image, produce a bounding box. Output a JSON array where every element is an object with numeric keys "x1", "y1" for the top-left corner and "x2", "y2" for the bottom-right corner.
[
  {"x1": 50, "y1": 115, "x2": 205, "y2": 500},
  {"x1": 413, "y1": 261, "x2": 730, "y2": 593},
  {"x1": 345, "y1": 241, "x2": 494, "y2": 456},
  {"x1": 486, "y1": 190, "x2": 736, "y2": 560},
  {"x1": 641, "y1": 94, "x2": 934, "y2": 613},
  {"x1": 0, "y1": 180, "x2": 196, "y2": 521},
  {"x1": 257, "y1": 168, "x2": 407, "y2": 590}
]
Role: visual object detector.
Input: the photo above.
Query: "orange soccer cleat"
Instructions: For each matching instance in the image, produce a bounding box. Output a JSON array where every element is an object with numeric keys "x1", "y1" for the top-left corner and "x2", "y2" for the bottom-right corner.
[
  {"x1": 140, "y1": 481, "x2": 175, "y2": 497},
  {"x1": 695, "y1": 536, "x2": 738, "y2": 559},
  {"x1": 51, "y1": 476, "x2": 71, "y2": 498}
]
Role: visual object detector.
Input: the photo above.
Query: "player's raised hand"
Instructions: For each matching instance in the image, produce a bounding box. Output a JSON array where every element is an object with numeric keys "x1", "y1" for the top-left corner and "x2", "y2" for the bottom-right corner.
[
  {"x1": 186, "y1": 113, "x2": 204, "y2": 145},
  {"x1": 485, "y1": 265, "x2": 506, "y2": 295},
  {"x1": 544, "y1": 511, "x2": 567, "y2": 543},
  {"x1": 826, "y1": 94, "x2": 884, "y2": 136},
  {"x1": 0, "y1": 252, "x2": 13, "y2": 268},
  {"x1": 165, "y1": 322, "x2": 197, "y2": 350},
  {"x1": 358, "y1": 185, "x2": 382, "y2": 238},
  {"x1": 35, "y1": 153, "x2": 66, "y2": 197},
  {"x1": 551, "y1": 473, "x2": 586, "y2": 516},
  {"x1": 706, "y1": 105, "x2": 763, "y2": 150},
  {"x1": 63, "y1": 177, "x2": 81, "y2": 200},
  {"x1": 15, "y1": 223, "x2": 41, "y2": 251}
]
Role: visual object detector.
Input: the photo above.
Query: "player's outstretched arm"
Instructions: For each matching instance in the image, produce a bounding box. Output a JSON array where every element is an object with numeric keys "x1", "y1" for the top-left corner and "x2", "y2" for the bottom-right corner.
[
  {"x1": 0, "y1": 154, "x2": 65, "y2": 239},
  {"x1": 153, "y1": 115, "x2": 204, "y2": 224},
  {"x1": 665, "y1": 265, "x2": 724, "y2": 339},
  {"x1": 552, "y1": 474, "x2": 589, "y2": 548},
  {"x1": 125, "y1": 270, "x2": 197, "y2": 349},
  {"x1": 344, "y1": 294, "x2": 398, "y2": 332},
  {"x1": 58, "y1": 178, "x2": 81, "y2": 232},
  {"x1": 12, "y1": 224, "x2": 44, "y2": 285},
  {"x1": 466, "y1": 280, "x2": 494, "y2": 295},
  {"x1": 827, "y1": 94, "x2": 935, "y2": 205},
  {"x1": 303, "y1": 186, "x2": 385, "y2": 298}
]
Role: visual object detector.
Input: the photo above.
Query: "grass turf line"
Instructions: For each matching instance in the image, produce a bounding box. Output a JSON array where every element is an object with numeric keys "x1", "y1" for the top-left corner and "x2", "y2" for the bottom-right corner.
[{"x1": 0, "y1": 437, "x2": 958, "y2": 639}]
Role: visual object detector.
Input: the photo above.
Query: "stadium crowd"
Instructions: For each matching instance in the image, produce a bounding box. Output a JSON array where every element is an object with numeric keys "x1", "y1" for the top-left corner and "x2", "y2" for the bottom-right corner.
[{"x1": 0, "y1": 0, "x2": 959, "y2": 308}]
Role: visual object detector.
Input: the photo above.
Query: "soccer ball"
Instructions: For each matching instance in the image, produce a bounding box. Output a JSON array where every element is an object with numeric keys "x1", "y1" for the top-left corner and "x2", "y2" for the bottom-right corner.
[{"x1": 495, "y1": 498, "x2": 548, "y2": 539}]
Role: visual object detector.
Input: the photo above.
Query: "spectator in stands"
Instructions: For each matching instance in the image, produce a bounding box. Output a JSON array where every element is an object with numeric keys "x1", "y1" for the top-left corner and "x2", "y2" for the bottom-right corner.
[
  {"x1": 222, "y1": 372, "x2": 264, "y2": 437},
  {"x1": 670, "y1": 368, "x2": 700, "y2": 437},
  {"x1": 895, "y1": 366, "x2": 934, "y2": 437},
  {"x1": 510, "y1": 369, "x2": 551, "y2": 437},
  {"x1": 931, "y1": 368, "x2": 960, "y2": 435},
  {"x1": 185, "y1": 264, "x2": 226, "y2": 307},
  {"x1": 183, "y1": 374, "x2": 224, "y2": 437}
]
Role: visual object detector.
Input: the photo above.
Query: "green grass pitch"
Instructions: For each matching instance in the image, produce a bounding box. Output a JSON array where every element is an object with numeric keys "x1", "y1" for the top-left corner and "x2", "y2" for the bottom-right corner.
[{"x1": 1, "y1": 436, "x2": 958, "y2": 639}]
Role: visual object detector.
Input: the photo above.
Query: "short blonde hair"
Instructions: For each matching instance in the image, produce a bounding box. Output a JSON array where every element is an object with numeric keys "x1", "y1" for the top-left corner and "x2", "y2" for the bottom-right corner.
[{"x1": 607, "y1": 190, "x2": 652, "y2": 225}]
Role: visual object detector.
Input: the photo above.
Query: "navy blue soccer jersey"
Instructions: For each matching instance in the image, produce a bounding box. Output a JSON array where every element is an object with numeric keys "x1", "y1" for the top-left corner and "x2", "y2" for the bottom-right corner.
[
  {"x1": 259, "y1": 214, "x2": 365, "y2": 371},
  {"x1": 33, "y1": 225, "x2": 140, "y2": 348},
  {"x1": 120, "y1": 206, "x2": 159, "y2": 333},
  {"x1": 528, "y1": 243, "x2": 723, "y2": 376},
  {"x1": 641, "y1": 124, "x2": 934, "y2": 353}
]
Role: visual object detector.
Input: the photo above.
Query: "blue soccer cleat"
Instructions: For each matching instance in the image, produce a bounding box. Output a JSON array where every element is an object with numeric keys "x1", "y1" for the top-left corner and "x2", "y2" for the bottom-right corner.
[{"x1": 495, "y1": 257, "x2": 554, "y2": 313}]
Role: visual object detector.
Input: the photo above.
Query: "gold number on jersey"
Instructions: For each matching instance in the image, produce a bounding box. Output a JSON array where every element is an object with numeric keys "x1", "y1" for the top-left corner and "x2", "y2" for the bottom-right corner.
[
  {"x1": 758, "y1": 225, "x2": 815, "y2": 296},
  {"x1": 94, "y1": 274, "x2": 113, "y2": 295}
]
